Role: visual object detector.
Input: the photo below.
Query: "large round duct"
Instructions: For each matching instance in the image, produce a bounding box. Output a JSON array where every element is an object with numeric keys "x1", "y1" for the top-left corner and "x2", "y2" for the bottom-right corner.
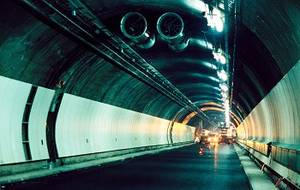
[
  {"x1": 157, "y1": 12, "x2": 189, "y2": 51},
  {"x1": 120, "y1": 12, "x2": 155, "y2": 49}
]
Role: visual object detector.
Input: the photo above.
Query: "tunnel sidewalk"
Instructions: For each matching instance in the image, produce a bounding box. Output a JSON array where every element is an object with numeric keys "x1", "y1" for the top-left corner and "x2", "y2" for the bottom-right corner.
[{"x1": 234, "y1": 144, "x2": 277, "y2": 190}]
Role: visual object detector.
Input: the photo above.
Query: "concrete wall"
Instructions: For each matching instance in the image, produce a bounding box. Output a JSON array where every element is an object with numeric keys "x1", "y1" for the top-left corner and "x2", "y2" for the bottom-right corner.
[
  {"x1": 0, "y1": 76, "x2": 195, "y2": 165},
  {"x1": 237, "y1": 60, "x2": 300, "y2": 145}
]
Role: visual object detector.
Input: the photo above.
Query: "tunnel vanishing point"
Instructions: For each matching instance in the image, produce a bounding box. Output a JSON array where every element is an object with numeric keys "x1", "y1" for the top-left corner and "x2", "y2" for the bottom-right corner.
[{"x1": 0, "y1": 0, "x2": 300, "y2": 190}]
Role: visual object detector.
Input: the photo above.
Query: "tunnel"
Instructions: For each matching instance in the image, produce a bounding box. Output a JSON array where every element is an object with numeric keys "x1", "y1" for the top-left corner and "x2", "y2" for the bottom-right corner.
[{"x1": 0, "y1": 0, "x2": 299, "y2": 189}]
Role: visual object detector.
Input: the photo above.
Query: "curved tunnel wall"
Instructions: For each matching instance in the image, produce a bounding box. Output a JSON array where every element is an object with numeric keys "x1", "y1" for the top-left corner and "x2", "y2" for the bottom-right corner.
[
  {"x1": 0, "y1": 1, "x2": 184, "y2": 122},
  {"x1": 236, "y1": 61, "x2": 300, "y2": 183},
  {"x1": 0, "y1": 76, "x2": 32, "y2": 164},
  {"x1": 237, "y1": 60, "x2": 300, "y2": 145},
  {"x1": 28, "y1": 87, "x2": 54, "y2": 160},
  {"x1": 0, "y1": 75, "x2": 195, "y2": 165},
  {"x1": 56, "y1": 93, "x2": 194, "y2": 158},
  {"x1": 241, "y1": 0, "x2": 300, "y2": 74}
]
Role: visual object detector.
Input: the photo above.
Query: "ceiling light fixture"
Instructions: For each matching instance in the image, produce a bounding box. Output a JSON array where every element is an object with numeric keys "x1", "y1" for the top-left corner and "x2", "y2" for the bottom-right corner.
[
  {"x1": 217, "y1": 70, "x2": 228, "y2": 81},
  {"x1": 220, "y1": 83, "x2": 228, "y2": 92},
  {"x1": 213, "y1": 51, "x2": 226, "y2": 64}
]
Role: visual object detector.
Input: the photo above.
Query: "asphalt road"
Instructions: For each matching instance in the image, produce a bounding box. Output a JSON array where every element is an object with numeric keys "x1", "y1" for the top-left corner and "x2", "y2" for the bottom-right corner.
[{"x1": 8, "y1": 144, "x2": 251, "y2": 190}]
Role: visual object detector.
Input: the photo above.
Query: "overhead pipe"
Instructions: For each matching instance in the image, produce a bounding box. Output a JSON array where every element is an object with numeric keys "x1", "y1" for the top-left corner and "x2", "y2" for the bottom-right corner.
[
  {"x1": 157, "y1": 12, "x2": 189, "y2": 51},
  {"x1": 120, "y1": 12, "x2": 155, "y2": 49}
]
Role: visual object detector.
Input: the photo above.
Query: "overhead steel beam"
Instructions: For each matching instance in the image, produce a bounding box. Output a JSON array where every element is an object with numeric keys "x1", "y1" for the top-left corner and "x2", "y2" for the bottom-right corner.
[{"x1": 17, "y1": 0, "x2": 217, "y2": 127}]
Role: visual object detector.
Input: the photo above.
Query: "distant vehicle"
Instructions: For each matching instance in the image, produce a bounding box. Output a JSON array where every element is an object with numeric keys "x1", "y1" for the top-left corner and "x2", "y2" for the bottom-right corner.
[
  {"x1": 219, "y1": 134, "x2": 236, "y2": 144},
  {"x1": 201, "y1": 133, "x2": 220, "y2": 144}
]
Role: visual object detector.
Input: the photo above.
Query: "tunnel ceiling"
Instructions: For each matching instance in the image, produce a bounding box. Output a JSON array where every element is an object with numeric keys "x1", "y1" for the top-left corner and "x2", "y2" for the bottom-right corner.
[{"x1": 0, "y1": 0, "x2": 299, "y2": 128}]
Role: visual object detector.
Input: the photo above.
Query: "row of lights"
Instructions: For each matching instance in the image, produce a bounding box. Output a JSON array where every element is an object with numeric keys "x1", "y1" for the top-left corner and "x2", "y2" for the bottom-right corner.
[
  {"x1": 204, "y1": 1, "x2": 230, "y2": 127},
  {"x1": 186, "y1": 0, "x2": 230, "y2": 128},
  {"x1": 186, "y1": 0, "x2": 225, "y2": 33},
  {"x1": 205, "y1": 7, "x2": 224, "y2": 32},
  {"x1": 213, "y1": 48, "x2": 230, "y2": 128}
]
